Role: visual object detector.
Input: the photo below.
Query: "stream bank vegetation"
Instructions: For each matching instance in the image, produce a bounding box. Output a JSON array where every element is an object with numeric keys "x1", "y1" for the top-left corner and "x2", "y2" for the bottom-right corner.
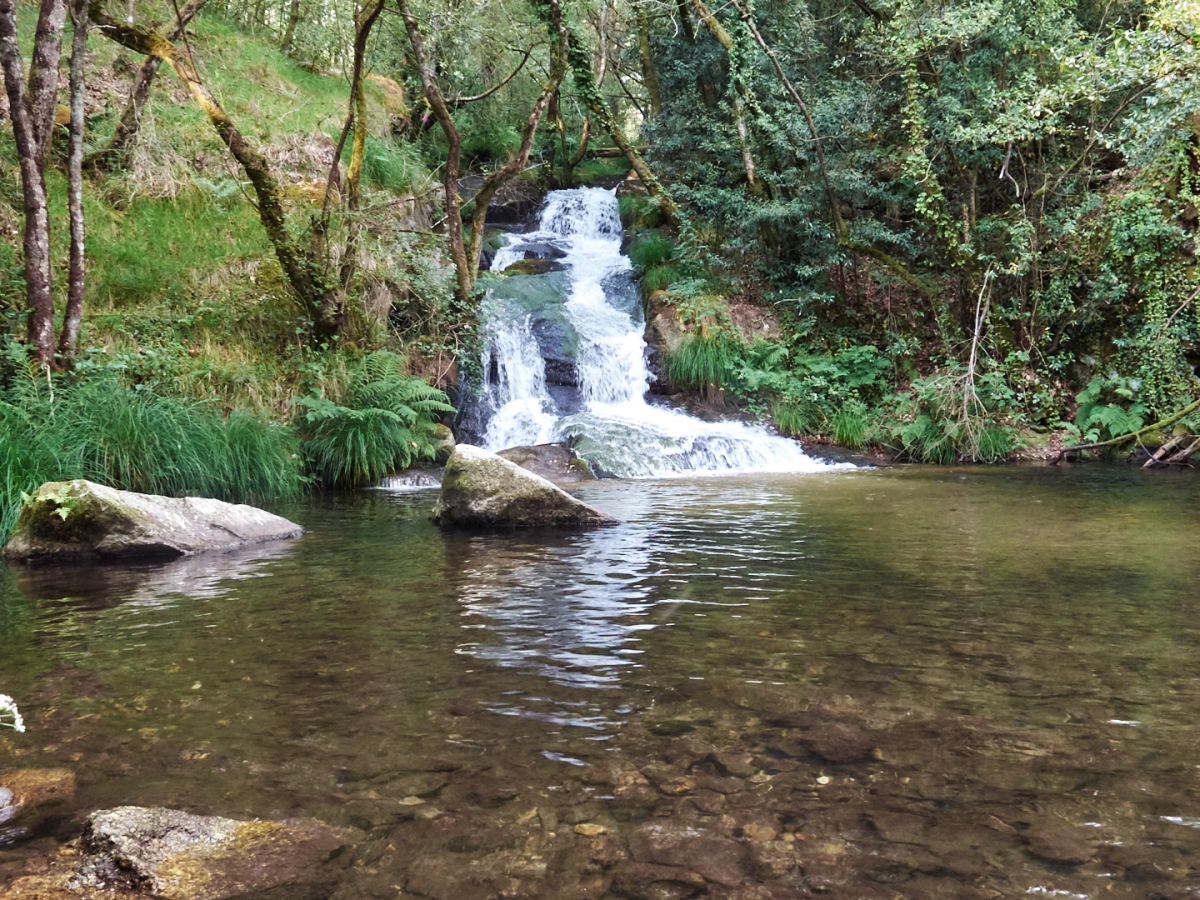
[{"x1": 0, "y1": 0, "x2": 1197, "y2": 542}]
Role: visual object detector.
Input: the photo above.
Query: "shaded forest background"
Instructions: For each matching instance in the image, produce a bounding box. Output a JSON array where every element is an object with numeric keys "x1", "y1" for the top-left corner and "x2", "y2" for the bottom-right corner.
[{"x1": 0, "y1": 0, "x2": 1198, "y2": 536}]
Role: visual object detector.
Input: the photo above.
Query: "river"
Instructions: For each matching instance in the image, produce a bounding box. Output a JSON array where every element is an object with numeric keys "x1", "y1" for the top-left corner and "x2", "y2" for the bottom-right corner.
[{"x1": 3, "y1": 465, "x2": 1200, "y2": 898}]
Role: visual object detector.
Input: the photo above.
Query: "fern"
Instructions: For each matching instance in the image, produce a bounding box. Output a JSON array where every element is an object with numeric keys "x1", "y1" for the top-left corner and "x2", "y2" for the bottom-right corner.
[{"x1": 298, "y1": 351, "x2": 455, "y2": 489}]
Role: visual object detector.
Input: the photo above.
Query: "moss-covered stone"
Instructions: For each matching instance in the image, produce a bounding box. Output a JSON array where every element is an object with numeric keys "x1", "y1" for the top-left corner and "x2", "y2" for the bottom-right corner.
[
  {"x1": 3, "y1": 480, "x2": 303, "y2": 566},
  {"x1": 65, "y1": 807, "x2": 362, "y2": 900},
  {"x1": 431, "y1": 445, "x2": 616, "y2": 528},
  {"x1": 501, "y1": 258, "x2": 565, "y2": 276}
]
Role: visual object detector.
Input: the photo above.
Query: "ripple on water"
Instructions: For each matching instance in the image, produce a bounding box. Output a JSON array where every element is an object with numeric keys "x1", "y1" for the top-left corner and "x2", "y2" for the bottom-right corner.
[{"x1": 4, "y1": 468, "x2": 1200, "y2": 898}]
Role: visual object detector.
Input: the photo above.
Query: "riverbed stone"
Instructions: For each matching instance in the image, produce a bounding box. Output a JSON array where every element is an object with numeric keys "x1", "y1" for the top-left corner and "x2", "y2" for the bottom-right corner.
[
  {"x1": 431, "y1": 445, "x2": 618, "y2": 528},
  {"x1": 629, "y1": 821, "x2": 747, "y2": 887},
  {"x1": 503, "y1": 258, "x2": 566, "y2": 276},
  {"x1": 3, "y1": 480, "x2": 303, "y2": 565},
  {"x1": 0, "y1": 768, "x2": 76, "y2": 825},
  {"x1": 498, "y1": 443, "x2": 597, "y2": 483},
  {"x1": 69, "y1": 806, "x2": 361, "y2": 900},
  {"x1": 1022, "y1": 821, "x2": 1096, "y2": 865}
]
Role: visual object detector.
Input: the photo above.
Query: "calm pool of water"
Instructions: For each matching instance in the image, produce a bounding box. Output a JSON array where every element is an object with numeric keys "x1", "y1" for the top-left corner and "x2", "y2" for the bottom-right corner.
[{"x1": 3, "y1": 464, "x2": 1200, "y2": 898}]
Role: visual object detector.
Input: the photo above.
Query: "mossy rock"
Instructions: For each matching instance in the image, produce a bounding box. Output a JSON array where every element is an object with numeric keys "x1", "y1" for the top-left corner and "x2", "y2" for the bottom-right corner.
[
  {"x1": 3, "y1": 480, "x2": 303, "y2": 565},
  {"x1": 497, "y1": 442, "x2": 597, "y2": 483},
  {"x1": 431, "y1": 445, "x2": 616, "y2": 528},
  {"x1": 501, "y1": 258, "x2": 565, "y2": 276}
]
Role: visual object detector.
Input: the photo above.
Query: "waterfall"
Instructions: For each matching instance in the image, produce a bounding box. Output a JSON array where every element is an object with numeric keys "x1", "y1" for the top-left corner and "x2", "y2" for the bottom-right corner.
[{"x1": 479, "y1": 187, "x2": 843, "y2": 477}]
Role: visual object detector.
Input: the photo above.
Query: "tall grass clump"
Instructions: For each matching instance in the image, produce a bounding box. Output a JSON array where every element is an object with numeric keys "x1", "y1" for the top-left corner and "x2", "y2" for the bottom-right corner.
[
  {"x1": 342, "y1": 136, "x2": 429, "y2": 194},
  {"x1": 664, "y1": 333, "x2": 742, "y2": 393},
  {"x1": 297, "y1": 350, "x2": 454, "y2": 489},
  {"x1": 0, "y1": 351, "x2": 303, "y2": 542}
]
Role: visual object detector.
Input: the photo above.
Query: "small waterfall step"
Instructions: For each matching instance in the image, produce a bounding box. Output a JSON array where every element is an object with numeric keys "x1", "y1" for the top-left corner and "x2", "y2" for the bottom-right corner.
[{"x1": 478, "y1": 187, "x2": 847, "y2": 478}]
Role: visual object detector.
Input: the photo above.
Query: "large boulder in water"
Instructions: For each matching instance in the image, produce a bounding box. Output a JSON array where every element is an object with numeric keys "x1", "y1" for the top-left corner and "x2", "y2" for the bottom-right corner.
[
  {"x1": 3, "y1": 480, "x2": 303, "y2": 565},
  {"x1": 432, "y1": 445, "x2": 617, "y2": 528}
]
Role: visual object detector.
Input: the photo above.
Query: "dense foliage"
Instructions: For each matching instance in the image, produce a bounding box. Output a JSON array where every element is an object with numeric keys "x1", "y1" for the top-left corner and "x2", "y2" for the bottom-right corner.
[{"x1": 0, "y1": 0, "x2": 1195, "y2": 518}]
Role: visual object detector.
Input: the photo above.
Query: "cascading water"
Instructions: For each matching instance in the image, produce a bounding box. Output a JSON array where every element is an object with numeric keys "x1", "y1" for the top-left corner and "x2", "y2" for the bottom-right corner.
[{"x1": 479, "y1": 187, "x2": 843, "y2": 477}]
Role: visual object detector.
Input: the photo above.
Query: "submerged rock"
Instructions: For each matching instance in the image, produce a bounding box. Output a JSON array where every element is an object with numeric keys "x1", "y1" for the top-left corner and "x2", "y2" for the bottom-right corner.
[
  {"x1": 0, "y1": 769, "x2": 76, "y2": 825},
  {"x1": 431, "y1": 445, "x2": 617, "y2": 528},
  {"x1": 502, "y1": 258, "x2": 565, "y2": 276},
  {"x1": 498, "y1": 443, "x2": 597, "y2": 483},
  {"x1": 70, "y1": 806, "x2": 361, "y2": 900},
  {"x1": 3, "y1": 480, "x2": 303, "y2": 565}
]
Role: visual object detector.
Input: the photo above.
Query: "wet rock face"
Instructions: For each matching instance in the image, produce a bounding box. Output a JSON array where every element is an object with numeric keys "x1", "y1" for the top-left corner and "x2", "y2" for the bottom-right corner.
[
  {"x1": 502, "y1": 259, "x2": 566, "y2": 276},
  {"x1": 0, "y1": 768, "x2": 76, "y2": 826},
  {"x1": 498, "y1": 443, "x2": 597, "y2": 483},
  {"x1": 3, "y1": 480, "x2": 303, "y2": 565},
  {"x1": 431, "y1": 445, "x2": 617, "y2": 528},
  {"x1": 72, "y1": 807, "x2": 361, "y2": 900}
]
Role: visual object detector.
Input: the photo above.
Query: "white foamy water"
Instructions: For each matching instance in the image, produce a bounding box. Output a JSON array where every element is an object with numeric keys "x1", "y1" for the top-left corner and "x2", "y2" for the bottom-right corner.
[{"x1": 480, "y1": 187, "x2": 844, "y2": 477}]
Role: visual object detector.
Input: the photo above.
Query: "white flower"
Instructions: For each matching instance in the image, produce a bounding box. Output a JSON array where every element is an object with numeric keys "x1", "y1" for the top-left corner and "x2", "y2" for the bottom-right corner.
[{"x1": 0, "y1": 694, "x2": 25, "y2": 733}]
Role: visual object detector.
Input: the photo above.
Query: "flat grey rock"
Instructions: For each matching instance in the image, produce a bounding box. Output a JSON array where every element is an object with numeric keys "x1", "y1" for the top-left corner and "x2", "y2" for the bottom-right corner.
[{"x1": 3, "y1": 480, "x2": 303, "y2": 565}]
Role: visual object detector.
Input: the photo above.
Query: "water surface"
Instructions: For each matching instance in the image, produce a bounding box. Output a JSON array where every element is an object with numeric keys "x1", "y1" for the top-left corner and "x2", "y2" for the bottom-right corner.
[{"x1": 3, "y1": 465, "x2": 1200, "y2": 898}]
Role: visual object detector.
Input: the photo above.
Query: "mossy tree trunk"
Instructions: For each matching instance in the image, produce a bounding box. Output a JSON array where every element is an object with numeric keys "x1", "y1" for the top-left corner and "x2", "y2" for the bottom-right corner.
[
  {"x1": 397, "y1": 0, "x2": 471, "y2": 305},
  {"x1": 566, "y1": 25, "x2": 678, "y2": 226},
  {"x1": 465, "y1": 0, "x2": 569, "y2": 285},
  {"x1": 0, "y1": 0, "x2": 67, "y2": 367},
  {"x1": 691, "y1": 0, "x2": 757, "y2": 189},
  {"x1": 337, "y1": 0, "x2": 383, "y2": 290},
  {"x1": 279, "y1": 0, "x2": 299, "y2": 54},
  {"x1": 60, "y1": 0, "x2": 89, "y2": 360},
  {"x1": 631, "y1": 0, "x2": 660, "y2": 118},
  {"x1": 90, "y1": 2, "x2": 345, "y2": 339}
]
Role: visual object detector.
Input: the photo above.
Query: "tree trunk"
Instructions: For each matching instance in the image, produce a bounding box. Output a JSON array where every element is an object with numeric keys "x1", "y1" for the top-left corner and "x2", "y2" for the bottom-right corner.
[
  {"x1": 90, "y1": 2, "x2": 343, "y2": 339},
  {"x1": 279, "y1": 0, "x2": 299, "y2": 54},
  {"x1": 28, "y1": 0, "x2": 67, "y2": 162},
  {"x1": 0, "y1": 0, "x2": 65, "y2": 366},
  {"x1": 465, "y1": 0, "x2": 568, "y2": 284},
  {"x1": 564, "y1": 116, "x2": 590, "y2": 187},
  {"x1": 60, "y1": 0, "x2": 89, "y2": 360},
  {"x1": 632, "y1": 0, "x2": 661, "y2": 118},
  {"x1": 566, "y1": 26, "x2": 678, "y2": 225},
  {"x1": 728, "y1": 0, "x2": 842, "y2": 236},
  {"x1": 102, "y1": 0, "x2": 207, "y2": 166},
  {"x1": 398, "y1": 0, "x2": 470, "y2": 304}
]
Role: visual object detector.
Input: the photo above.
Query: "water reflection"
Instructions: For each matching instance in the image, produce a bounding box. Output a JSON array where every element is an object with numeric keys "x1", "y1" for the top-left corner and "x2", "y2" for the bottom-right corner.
[
  {"x1": 8, "y1": 539, "x2": 296, "y2": 607},
  {"x1": 6, "y1": 468, "x2": 1200, "y2": 899},
  {"x1": 446, "y1": 525, "x2": 662, "y2": 690}
]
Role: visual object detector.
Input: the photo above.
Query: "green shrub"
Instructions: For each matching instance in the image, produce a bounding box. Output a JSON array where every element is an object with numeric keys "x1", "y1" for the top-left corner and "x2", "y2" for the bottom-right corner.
[
  {"x1": 876, "y1": 371, "x2": 1017, "y2": 463},
  {"x1": 297, "y1": 351, "x2": 455, "y2": 489},
  {"x1": 1072, "y1": 375, "x2": 1147, "y2": 443}
]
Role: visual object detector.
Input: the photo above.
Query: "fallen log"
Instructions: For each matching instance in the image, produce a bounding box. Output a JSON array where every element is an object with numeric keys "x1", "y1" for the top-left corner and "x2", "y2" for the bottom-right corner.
[{"x1": 1051, "y1": 397, "x2": 1200, "y2": 464}]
